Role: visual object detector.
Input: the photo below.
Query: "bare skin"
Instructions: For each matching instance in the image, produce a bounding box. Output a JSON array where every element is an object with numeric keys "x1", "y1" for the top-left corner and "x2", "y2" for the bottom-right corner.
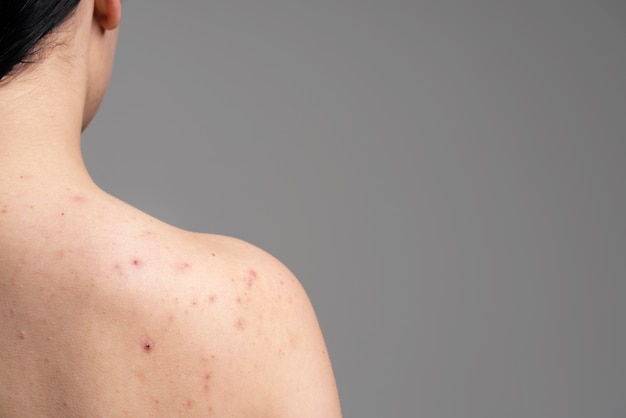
[{"x1": 0, "y1": 1, "x2": 342, "y2": 416}]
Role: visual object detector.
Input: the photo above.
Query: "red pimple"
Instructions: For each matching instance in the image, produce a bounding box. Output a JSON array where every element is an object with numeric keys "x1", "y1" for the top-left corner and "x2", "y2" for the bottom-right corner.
[
  {"x1": 132, "y1": 259, "x2": 142, "y2": 267},
  {"x1": 143, "y1": 339, "x2": 155, "y2": 352},
  {"x1": 208, "y1": 294, "x2": 217, "y2": 303}
]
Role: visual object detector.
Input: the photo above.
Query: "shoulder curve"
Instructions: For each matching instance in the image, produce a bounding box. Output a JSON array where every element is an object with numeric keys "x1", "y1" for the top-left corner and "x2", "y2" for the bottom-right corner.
[{"x1": 189, "y1": 232, "x2": 343, "y2": 417}]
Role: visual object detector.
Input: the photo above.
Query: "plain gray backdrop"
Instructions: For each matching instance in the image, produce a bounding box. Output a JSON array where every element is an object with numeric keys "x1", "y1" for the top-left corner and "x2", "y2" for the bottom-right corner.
[{"x1": 83, "y1": 1, "x2": 626, "y2": 417}]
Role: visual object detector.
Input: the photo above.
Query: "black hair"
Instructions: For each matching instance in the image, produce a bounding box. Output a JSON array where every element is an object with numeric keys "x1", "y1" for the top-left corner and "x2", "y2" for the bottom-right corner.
[{"x1": 0, "y1": 0, "x2": 81, "y2": 81}]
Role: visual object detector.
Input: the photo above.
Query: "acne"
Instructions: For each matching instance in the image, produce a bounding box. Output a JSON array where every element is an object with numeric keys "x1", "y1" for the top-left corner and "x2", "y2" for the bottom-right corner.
[
  {"x1": 235, "y1": 318, "x2": 246, "y2": 331},
  {"x1": 113, "y1": 264, "x2": 124, "y2": 275},
  {"x1": 177, "y1": 262, "x2": 192, "y2": 272},
  {"x1": 245, "y1": 269, "x2": 259, "y2": 288},
  {"x1": 132, "y1": 259, "x2": 143, "y2": 267},
  {"x1": 203, "y1": 372, "x2": 212, "y2": 393},
  {"x1": 142, "y1": 338, "x2": 155, "y2": 353}
]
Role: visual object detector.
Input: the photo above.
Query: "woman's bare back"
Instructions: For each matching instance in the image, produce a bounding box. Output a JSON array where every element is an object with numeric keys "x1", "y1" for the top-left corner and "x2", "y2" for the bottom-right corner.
[{"x1": 0, "y1": 183, "x2": 340, "y2": 417}]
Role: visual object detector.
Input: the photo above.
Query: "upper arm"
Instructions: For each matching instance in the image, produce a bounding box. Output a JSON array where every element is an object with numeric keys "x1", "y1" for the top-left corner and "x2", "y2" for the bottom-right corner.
[{"x1": 262, "y1": 267, "x2": 341, "y2": 417}]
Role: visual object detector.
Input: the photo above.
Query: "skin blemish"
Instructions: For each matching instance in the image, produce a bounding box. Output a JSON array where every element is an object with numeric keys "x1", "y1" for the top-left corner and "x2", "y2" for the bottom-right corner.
[
  {"x1": 235, "y1": 318, "x2": 246, "y2": 331},
  {"x1": 203, "y1": 373, "x2": 212, "y2": 392},
  {"x1": 113, "y1": 264, "x2": 124, "y2": 276},
  {"x1": 243, "y1": 269, "x2": 259, "y2": 288},
  {"x1": 143, "y1": 338, "x2": 155, "y2": 353},
  {"x1": 17, "y1": 331, "x2": 25, "y2": 340},
  {"x1": 208, "y1": 294, "x2": 217, "y2": 303},
  {"x1": 132, "y1": 259, "x2": 142, "y2": 267},
  {"x1": 72, "y1": 194, "x2": 85, "y2": 203},
  {"x1": 186, "y1": 399, "x2": 196, "y2": 409},
  {"x1": 177, "y1": 262, "x2": 192, "y2": 272}
]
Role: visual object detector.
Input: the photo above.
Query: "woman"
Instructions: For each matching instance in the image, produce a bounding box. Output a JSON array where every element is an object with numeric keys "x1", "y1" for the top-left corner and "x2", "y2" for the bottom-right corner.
[{"x1": 0, "y1": 1, "x2": 342, "y2": 416}]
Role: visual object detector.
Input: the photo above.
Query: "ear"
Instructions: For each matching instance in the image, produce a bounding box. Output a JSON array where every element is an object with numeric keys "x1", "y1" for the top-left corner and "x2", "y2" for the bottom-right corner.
[{"x1": 94, "y1": 0, "x2": 122, "y2": 30}]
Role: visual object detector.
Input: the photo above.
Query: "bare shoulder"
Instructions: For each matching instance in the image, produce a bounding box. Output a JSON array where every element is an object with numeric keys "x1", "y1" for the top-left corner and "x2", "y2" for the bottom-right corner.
[
  {"x1": 0, "y1": 189, "x2": 341, "y2": 416},
  {"x1": 103, "y1": 226, "x2": 342, "y2": 416},
  {"x1": 183, "y1": 233, "x2": 343, "y2": 417}
]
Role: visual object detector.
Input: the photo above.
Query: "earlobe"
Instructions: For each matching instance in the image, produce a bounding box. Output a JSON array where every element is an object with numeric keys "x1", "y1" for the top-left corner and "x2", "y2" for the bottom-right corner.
[{"x1": 94, "y1": 0, "x2": 122, "y2": 30}]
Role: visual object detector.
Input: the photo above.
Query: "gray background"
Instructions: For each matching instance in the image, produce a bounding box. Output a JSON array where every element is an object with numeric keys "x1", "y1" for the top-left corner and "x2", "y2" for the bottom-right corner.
[{"x1": 83, "y1": 1, "x2": 626, "y2": 417}]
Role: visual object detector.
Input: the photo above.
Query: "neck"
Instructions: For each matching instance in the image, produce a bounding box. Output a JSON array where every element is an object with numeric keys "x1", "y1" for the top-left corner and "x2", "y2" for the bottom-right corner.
[{"x1": 0, "y1": 67, "x2": 92, "y2": 189}]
